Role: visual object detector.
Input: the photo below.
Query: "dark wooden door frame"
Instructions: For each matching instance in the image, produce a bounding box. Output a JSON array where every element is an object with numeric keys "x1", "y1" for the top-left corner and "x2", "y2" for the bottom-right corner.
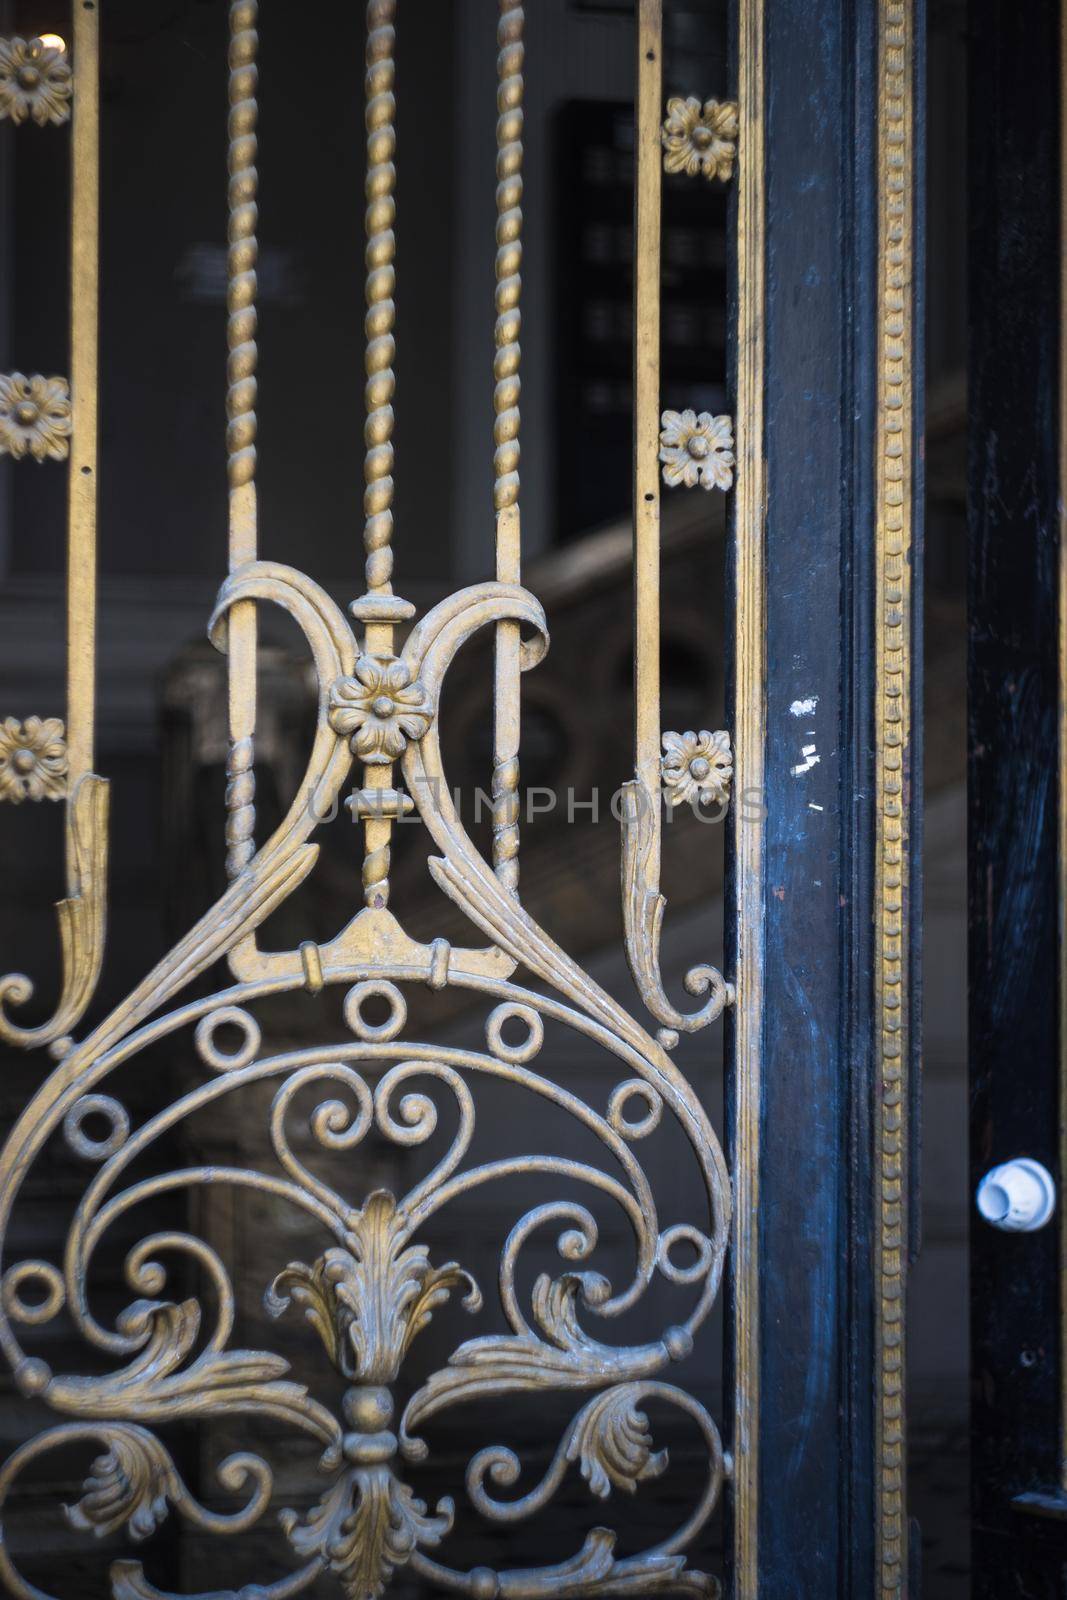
[
  {"x1": 968, "y1": 1, "x2": 1067, "y2": 1593},
  {"x1": 725, "y1": 2, "x2": 923, "y2": 1594}
]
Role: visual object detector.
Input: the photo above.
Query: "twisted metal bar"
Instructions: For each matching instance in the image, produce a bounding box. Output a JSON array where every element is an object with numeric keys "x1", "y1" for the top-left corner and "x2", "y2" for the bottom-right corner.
[
  {"x1": 225, "y1": 736, "x2": 256, "y2": 880},
  {"x1": 363, "y1": 0, "x2": 398, "y2": 603},
  {"x1": 357, "y1": 0, "x2": 400, "y2": 910},
  {"x1": 226, "y1": 3, "x2": 258, "y2": 507},
  {"x1": 363, "y1": 831, "x2": 390, "y2": 910},
  {"x1": 225, "y1": 0, "x2": 259, "y2": 880},
  {"x1": 492, "y1": 0, "x2": 524, "y2": 893},
  {"x1": 493, "y1": 2, "x2": 523, "y2": 519}
]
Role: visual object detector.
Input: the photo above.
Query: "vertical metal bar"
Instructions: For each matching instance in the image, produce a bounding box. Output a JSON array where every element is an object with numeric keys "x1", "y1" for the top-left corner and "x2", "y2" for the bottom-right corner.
[
  {"x1": 633, "y1": 0, "x2": 662, "y2": 877},
  {"x1": 0, "y1": 4, "x2": 14, "y2": 577},
  {"x1": 225, "y1": 0, "x2": 258, "y2": 880},
  {"x1": 731, "y1": 0, "x2": 765, "y2": 1588},
  {"x1": 66, "y1": 0, "x2": 99, "y2": 819},
  {"x1": 360, "y1": 0, "x2": 399, "y2": 909},
  {"x1": 492, "y1": 0, "x2": 524, "y2": 892},
  {"x1": 0, "y1": 10, "x2": 109, "y2": 1050}
]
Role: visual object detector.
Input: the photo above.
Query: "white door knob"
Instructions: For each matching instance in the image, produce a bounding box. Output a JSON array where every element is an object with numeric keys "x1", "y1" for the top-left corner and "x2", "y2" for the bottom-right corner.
[{"x1": 976, "y1": 1158, "x2": 1056, "y2": 1233}]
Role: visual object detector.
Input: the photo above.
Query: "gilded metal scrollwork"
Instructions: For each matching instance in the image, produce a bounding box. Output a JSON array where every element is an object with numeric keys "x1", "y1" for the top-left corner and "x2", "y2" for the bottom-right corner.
[
  {"x1": 0, "y1": 2, "x2": 733, "y2": 1595},
  {"x1": 0, "y1": 563, "x2": 730, "y2": 1598}
]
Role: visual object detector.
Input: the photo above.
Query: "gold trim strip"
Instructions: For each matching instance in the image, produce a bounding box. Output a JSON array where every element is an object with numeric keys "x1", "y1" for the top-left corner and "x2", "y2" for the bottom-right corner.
[
  {"x1": 66, "y1": 3, "x2": 98, "y2": 795},
  {"x1": 874, "y1": 0, "x2": 914, "y2": 1591},
  {"x1": 633, "y1": 0, "x2": 663, "y2": 838},
  {"x1": 732, "y1": 0, "x2": 765, "y2": 1590}
]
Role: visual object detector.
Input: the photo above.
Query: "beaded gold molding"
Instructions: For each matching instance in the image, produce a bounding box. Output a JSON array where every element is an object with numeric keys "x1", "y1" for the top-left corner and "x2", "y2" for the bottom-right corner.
[{"x1": 874, "y1": 2, "x2": 915, "y2": 1593}]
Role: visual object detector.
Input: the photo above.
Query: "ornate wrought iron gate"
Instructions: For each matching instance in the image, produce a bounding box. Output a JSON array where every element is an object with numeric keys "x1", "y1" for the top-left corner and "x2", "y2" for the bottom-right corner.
[{"x1": 0, "y1": 2, "x2": 921, "y2": 1597}]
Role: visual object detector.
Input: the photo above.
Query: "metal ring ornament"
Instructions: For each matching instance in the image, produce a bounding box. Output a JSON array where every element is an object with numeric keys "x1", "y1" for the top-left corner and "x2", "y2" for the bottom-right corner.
[
  {"x1": 63, "y1": 1092, "x2": 130, "y2": 1161},
  {"x1": 485, "y1": 1001, "x2": 544, "y2": 1064},
  {"x1": 607, "y1": 1078, "x2": 663, "y2": 1139},
  {"x1": 194, "y1": 1004, "x2": 262, "y2": 1072},
  {"x1": 343, "y1": 978, "x2": 408, "y2": 1042},
  {"x1": 657, "y1": 1222, "x2": 715, "y2": 1286},
  {"x1": 1, "y1": 1260, "x2": 65, "y2": 1327}
]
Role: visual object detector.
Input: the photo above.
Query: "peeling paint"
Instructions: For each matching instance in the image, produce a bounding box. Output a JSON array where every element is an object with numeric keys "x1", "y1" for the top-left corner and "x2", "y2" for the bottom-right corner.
[
  {"x1": 789, "y1": 695, "x2": 819, "y2": 716},
  {"x1": 791, "y1": 744, "x2": 820, "y2": 776}
]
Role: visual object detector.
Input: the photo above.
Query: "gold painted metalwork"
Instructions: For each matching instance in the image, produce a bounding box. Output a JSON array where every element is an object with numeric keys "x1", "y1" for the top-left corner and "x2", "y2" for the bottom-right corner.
[
  {"x1": 0, "y1": 35, "x2": 72, "y2": 127},
  {"x1": 621, "y1": 0, "x2": 732, "y2": 1051},
  {"x1": 661, "y1": 730, "x2": 732, "y2": 811},
  {"x1": 731, "y1": 0, "x2": 766, "y2": 1589},
  {"x1": 0, "y1": 373, "x2": 72, "y2": 461},
  {"x1": 661, "y1": 96, "x2": 738, "y2": 183},
  {"x1": 225, "y1": 0, "x2": 259, "y2": 884},
  {"x1": 0, "y1": 4, "x2": 731, "y2": 1596},
  {"x1": 659, "y1": 409, "x2": 735, "y2": 492},
  {"x1": 0, "y1": 716, "x2": 68, "y2": 803},
  {"x1": 328, "y1": 658, "x2": 433, "y2": 764},
  {"x1": 874, "y1": 1, "x2": 915, "y2": 1592},
  {"x1": 0, "y1": 0, "x2": 108, "y2": 1052},
  {"x1": 346, "y1": 0, "x2": 415, "y2": 923},
  {"x1": 492, "y1": 0, "x2": 524, "y2": 895}
]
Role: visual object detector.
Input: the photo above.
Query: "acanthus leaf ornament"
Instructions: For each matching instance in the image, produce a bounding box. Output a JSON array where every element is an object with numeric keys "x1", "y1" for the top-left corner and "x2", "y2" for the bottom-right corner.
[
  {"x1": 281, "y1": 1464, "x2": 454, "y2": 1600},
  {"x1": 65, "y1": 1427, "x2": 176, "y2": 1542},
  {"x1": 266, "y1": 1190, "x2": 481, "y2": 1384},
  {"x1": 566, "y1": 1384, "x2": 668, "y2": 1499}
]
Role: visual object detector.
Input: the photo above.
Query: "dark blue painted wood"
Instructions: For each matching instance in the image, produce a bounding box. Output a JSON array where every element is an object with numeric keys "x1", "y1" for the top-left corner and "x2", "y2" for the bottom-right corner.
[
  {"x1": 759, "y1": 1, "x2": 851, "y2": 1591},
  {"x1": 725, "y1": 2, "x2": 923, "y2": 1594}
]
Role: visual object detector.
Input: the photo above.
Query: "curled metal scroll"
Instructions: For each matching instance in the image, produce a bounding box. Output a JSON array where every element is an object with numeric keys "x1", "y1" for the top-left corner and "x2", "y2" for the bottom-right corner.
[
  {"x1": 0, "y1": 773, "x2": 109, "y2": 1050},
  {"x1": 621, "y1": 777, "x2": 733, "y2": 1051}
]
